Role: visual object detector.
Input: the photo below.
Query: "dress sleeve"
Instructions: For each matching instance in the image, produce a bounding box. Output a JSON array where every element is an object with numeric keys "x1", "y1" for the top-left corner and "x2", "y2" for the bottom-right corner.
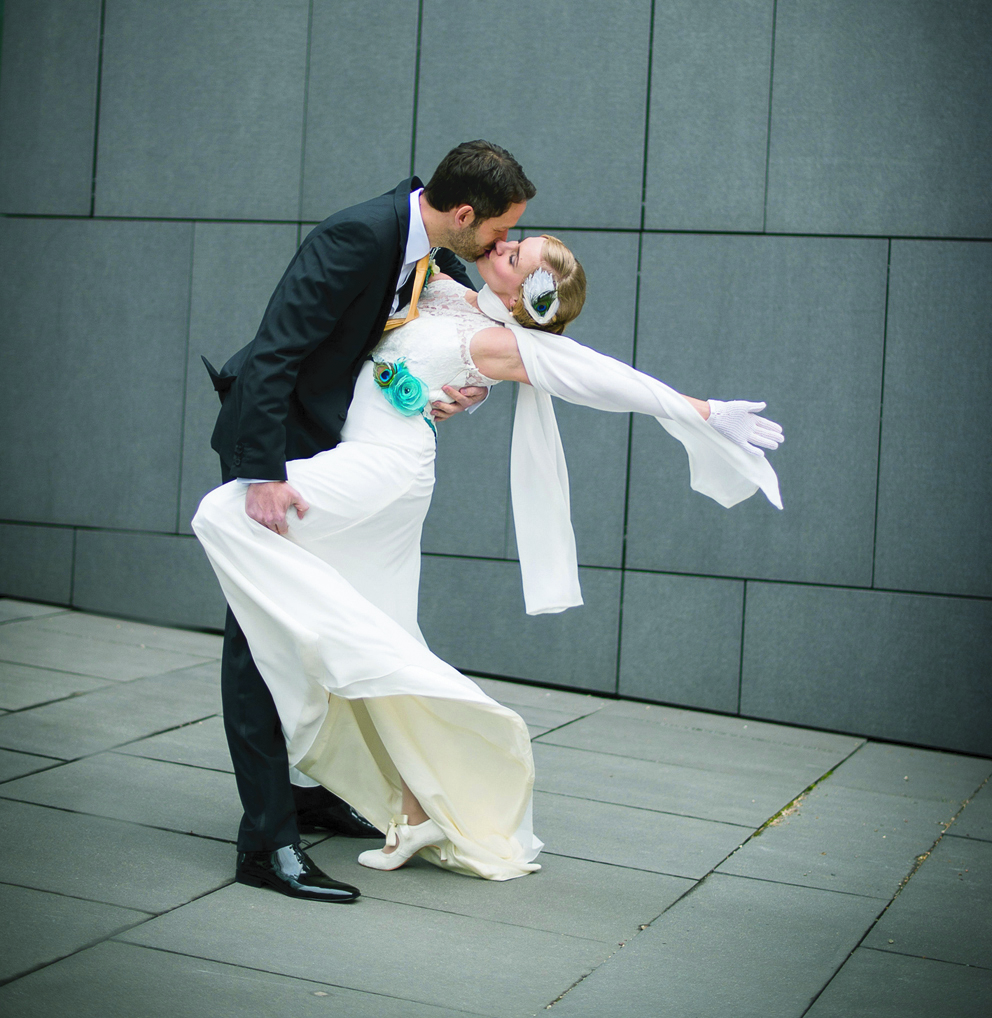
[{"x1": 233, "y1": 219, "x2": 380, "y2": 480}]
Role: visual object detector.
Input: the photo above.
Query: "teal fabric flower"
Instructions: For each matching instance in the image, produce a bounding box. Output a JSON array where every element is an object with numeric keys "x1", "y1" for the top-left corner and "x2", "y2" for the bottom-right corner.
[{"x1": 373, "y1": 359, "x2": 429, "y2": 417}]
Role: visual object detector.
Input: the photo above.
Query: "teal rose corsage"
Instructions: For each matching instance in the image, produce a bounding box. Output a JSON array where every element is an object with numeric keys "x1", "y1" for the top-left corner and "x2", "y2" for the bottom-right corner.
[{"x1": 373, "y1": 359, "x2": 435, "y2": 432}]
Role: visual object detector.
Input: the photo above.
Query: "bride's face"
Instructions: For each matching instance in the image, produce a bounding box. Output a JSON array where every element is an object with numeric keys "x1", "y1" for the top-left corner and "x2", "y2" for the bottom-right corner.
[{"x1": 476, "y1": 237, "x2": 545, "y2": 305}]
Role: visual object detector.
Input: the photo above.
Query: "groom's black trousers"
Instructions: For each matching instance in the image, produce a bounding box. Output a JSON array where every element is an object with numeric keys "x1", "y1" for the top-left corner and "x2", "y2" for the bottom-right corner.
[
  {"x1": 218, "y1": 461, "x2": 299, "y2": 853},
  {"x1": 221, "y1": 608, "x2": 300, "y2": 853}
]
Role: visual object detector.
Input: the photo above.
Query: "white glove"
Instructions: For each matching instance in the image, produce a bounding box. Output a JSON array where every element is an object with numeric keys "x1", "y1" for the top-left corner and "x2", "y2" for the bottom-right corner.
[{"x1": 706, "y1": 400, "x2": 784, "y2": 457}]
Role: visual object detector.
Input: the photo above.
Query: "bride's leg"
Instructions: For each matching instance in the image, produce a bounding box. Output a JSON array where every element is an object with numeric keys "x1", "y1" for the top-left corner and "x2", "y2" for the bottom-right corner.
[{"x1": 381, "y1": 778, "x2": 429, "y2": 855}]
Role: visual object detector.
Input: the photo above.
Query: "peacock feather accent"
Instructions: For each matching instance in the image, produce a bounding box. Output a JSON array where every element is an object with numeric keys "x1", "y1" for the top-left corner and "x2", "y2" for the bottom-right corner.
[
  {"x1": 522, "y1": 268, "x2": 560, "y2": 326},
  {"x1": 371, "y1": 359, "x2": 431, "y2": 420}
]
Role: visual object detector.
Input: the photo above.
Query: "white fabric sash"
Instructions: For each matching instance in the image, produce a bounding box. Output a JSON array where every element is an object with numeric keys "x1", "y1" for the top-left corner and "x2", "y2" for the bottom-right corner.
[{"x1": 476, "y1": 286, "x2": 783, "y2": 616}]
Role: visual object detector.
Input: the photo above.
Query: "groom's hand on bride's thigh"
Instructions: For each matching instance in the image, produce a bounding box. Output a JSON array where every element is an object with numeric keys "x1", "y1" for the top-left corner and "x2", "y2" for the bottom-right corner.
[
  {"x1": 245, "y1": 481, "x2": 310, "y2": 534},
  {"x1": 431, "y1": 386, "x2": 488, "y2": 422}
]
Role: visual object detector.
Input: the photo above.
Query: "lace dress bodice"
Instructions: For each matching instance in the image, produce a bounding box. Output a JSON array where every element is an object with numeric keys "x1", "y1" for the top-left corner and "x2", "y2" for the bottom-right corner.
[{"x1": 371, "y1": 279, "x2": 502, "y2": 404}]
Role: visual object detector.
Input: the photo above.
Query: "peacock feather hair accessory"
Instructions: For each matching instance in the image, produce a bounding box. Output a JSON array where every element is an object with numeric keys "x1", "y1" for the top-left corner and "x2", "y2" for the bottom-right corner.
[{"x1": 521, "y1": 268, "x2": 560, "y2": 326}]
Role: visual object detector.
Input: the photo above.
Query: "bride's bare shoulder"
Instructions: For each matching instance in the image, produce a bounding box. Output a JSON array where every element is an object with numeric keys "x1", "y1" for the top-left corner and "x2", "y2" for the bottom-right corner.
[{"x1": 470, "y1": 325, "x2": 516, "y2": 351}]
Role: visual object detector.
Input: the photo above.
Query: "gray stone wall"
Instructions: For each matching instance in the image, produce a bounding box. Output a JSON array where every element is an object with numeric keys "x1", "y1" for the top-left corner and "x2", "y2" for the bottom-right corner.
[{"x1": 1, "y1": 1, "x2": 989, "y2": 753}]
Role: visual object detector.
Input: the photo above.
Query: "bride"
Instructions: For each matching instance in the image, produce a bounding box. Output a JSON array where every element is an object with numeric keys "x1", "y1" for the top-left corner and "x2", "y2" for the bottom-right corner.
[{"x1": 192, "y1": 234, "x2": 783, "y2": 882}]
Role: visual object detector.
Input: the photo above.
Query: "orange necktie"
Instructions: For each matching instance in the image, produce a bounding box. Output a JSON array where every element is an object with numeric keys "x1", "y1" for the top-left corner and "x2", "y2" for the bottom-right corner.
[{"x1": 382, "y1": 253, "x2": 430, "y2": 332}]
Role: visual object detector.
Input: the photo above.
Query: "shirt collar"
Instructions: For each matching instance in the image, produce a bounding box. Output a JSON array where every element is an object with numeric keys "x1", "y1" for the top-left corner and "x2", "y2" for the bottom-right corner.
[{"x1": 405, "y1": 188, "x2": 430, "y2": 266}]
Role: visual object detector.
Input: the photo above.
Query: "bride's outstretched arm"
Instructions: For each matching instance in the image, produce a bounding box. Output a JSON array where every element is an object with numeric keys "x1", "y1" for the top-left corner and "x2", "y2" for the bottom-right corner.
[{"x1": 470, "y1": 327, "x2": 783, "y2": 457}]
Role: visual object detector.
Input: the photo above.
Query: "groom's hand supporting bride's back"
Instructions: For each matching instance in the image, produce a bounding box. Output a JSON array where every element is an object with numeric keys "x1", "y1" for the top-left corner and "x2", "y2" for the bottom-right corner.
[
  {"x1": 246, "y1": 481, "x2": 310, "y2": 534},
  {"x1": 431, "y1": 385, "x2": 488, "y2": 422}
]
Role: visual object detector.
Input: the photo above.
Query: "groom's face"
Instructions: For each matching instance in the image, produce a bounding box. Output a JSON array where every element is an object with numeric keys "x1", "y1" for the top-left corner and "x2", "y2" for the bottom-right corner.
[{"x1": 449, "y1": 202, "x2": 527, "y2": 261}]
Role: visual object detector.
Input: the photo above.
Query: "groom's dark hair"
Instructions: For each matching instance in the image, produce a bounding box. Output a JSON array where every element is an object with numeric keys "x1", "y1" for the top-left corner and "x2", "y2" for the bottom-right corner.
[{"x1": 425, "y1": 140, "x2": 536, "y2": 222}]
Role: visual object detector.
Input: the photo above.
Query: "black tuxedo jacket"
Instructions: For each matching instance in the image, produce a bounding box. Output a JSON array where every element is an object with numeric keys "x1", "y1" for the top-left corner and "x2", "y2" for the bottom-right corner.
[{"x1": 207, "y1": 177, "x2": 473, "y2": 480}]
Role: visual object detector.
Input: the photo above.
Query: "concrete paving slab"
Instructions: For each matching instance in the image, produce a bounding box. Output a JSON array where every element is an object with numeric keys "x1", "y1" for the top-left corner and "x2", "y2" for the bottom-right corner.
[
  {"x1": 952, "y1": 779, "x2": 992, "y2": 842},
  {"x1": 118, "y1": 882, "x2": 613, "y2": 1016},
  {"x1": 806, "y1": 947, "x2": 992, "y2": 1018},
  {"x1": 117, "y1": 716, "x2": 232, "y2": 773},
  {"x1": 1, "y1": 751, "x2": 241, "y2": 841},
  {"x1": 0, "y1": 668, "x2": 221, "y2": 759},
  {"x1": 471, "y1": 675, "x2": 608, "y2": 716},
  {"x1": 309, "y1": 834, "x2": 692, "y2": 942},
  {"x1": 0, "y1": 660, "x2": 111, "y2": 711},
  {"x1": 718, "y1": 783, "x2": 959, "y2": 899},
  {"x1": 829, "y1": 741, "x2": 992, "y2": 802},
  {"x1": 0, "y1": 748, "x2": 60, "y2": 782},
  {"x1": 864, "y1": 835, "x2": 992, "y2": 968},
  {"x1": 533, "y1": 790, "x2": 749, "y2": 879},
  {"x1": 0, "y1": 883, "x2": 149, "y2": 983},
  {"x1": 533, "y1": 743, "x2": 807, "y2": 827},
  {"x1": 0, "y1": 940, "x2": 486, "y2": 1018},
  {"x1": 165, "y1": 657, "x2": 222, "y2": 685},
  {"x1": 537, "y1": 711, "x2": 845, "y2": 784},
  {"x1": 596, "y1": 698, "x2": 866, "y2": 754},
  {"x1": 550, "y1": 872, "x2": 882, "y2": 1018},
  {"x1": 0, "y1": 599, "x2": 67, "y2": 624},
  {"x1": 0, "y1": 799, "x2": 233, "y2": 912},
  {"x1": 34, "y1": 609, "x2": 223, "y2": 658},
  {"x1": 0, "y1": 620, "x2": 212, "y2": 680}
]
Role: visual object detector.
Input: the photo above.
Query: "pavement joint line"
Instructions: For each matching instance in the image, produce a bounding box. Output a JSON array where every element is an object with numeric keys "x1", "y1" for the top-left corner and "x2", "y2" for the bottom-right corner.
[
  {"x1": 0, "y1": 610, "x2": 74, "y2": 628},
  {"x1": 538, "y1": 707, "x2": 869, "y2": 753},
  {"x1": 0, "y1": 746, "x2": 68, "y2": 763},
  {"x1": 114, "y1": 749, "x2": 233, "y2": 777},
  {"x1": 707, "y1": 869, "x2": 889, "y2": 902},
  {"x1": 0, "y1": 761, "x2": 64, "y2": 785},
  {"x1": 0, "y1": 912, "x2": 156, "y2": 990},
  {"x1": 104, "y1": 940, "x2": 495, "y2": 1017},
  {"x1": 0, "y1": 878, "x2": 156, "y2": 916},
  {"x1": 0, "y1": 654, "x2": 220, "y2": 688},
  {"x1": 0, "y1": 711, "x2": 223, "y2": 765},
  {"x1": 859, "y1": 943, "x2": 992, "y2": 973},
  {"x1": 745, "y1": 739, "x2": 868, "y2": 840},
  {"x1": 0, "y1": 621, "x2": 220, "y2": 662},
  {"x1": 27, "y1": 618, "x2": 223, "y2": 657},
  {"x1": 533, "y1": 736, "x2": 853, "y2": 779},
  {"x1": 796, "y1": 775, "x2": 989, "y2": 1016},
  {"x1": 945, "y1": 830, "x2": 992, "y2": 845},
  {"x1": 0, "y1": 794, "x2": 238, "y2": 845},
  {"x1": 533, "y1": 787, "x2": 756, "y2": 828},
  {"x1": 343, "y1": 890, "x2": 617, "y2": 944},
  {"x1": 527, "y1": 710, "x2": 611, "y2": 742},
  {"x1": 541, "y1": 906, "x2": 657, "y2": 1011},
  {"x1": 0, "y1": 656, "x2": 119, "y2": 682},
  {"x1": 539, "y1": 849, "x2": 728, "y2": 881}
]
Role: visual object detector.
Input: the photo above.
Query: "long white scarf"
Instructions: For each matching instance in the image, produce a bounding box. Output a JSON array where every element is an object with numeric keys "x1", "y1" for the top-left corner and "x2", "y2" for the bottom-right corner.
[{"x1": 475, "y1": 286, "x2": 782, "y2": 616}]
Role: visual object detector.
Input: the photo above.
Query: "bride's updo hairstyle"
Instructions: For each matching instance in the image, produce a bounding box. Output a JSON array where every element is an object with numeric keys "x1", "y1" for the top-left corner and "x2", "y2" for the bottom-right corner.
[{"x1": 511, "y1": 235, "x2": 586, "y2": 335}]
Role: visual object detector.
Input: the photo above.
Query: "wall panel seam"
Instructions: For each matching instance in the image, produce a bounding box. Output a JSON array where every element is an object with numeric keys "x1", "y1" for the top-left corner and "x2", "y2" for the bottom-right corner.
[
  {"x1": 409, "y1": 0, "x2": 425, "y2": 176},
  {"x1": 3, "y1": 213, "x2": 992, "y2": 245},
  {"x1": 870, "y1": 238, "x2": 893, "y2": 588},
  {"x1": 737, "y1": 579, "x2": 747, "y2": 714},
  {"x1": 296, "y1": 0, "x2": 315, "y2": 223},
  {"x1": 761, "y1": 0, "x2": 778, "y2": 233},
  {"x1": 174, "y1": 222, "x2": 197, "y2": 534},
  {"x1": 638, "y1": 0, "x2": 657, "y2": 233},
  {"x1": 68, "y1": 527, "x2": 78, "y2": 605},
  {"x1": 88, "y1": 0, "x2": 107, "y2": 217}
]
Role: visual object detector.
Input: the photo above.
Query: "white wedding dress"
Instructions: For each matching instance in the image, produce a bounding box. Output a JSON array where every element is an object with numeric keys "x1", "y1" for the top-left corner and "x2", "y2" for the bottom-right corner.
[{"x1": 193, "y1": 279, "x2": 782, "y2": 882}]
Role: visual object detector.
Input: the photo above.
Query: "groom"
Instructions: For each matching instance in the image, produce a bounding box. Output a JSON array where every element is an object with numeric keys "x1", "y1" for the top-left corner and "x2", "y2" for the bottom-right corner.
[{"x1": 205, "y1": 140, "x2": 536, "y2": 902}]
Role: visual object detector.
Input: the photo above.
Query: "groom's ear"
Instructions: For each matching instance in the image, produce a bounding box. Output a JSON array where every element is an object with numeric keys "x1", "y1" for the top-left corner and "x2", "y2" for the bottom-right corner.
[{"x1": 451, "y1": 204, "x2": 476, "y2": 230}]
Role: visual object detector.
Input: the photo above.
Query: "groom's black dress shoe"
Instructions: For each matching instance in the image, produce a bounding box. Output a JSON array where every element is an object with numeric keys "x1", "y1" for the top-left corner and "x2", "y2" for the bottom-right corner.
[
  {"x1": 293, "y1": 786, "x2": 383, "y2": 839},
  {"x1": 235, "y1": 844, "x2": 360, "y2": 902}
]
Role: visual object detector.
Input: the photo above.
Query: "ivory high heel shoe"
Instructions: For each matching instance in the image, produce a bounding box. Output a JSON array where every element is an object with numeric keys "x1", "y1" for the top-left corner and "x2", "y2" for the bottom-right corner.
[{"x1": 357, "y1": 814, "x2": 447, "y2": 871}]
